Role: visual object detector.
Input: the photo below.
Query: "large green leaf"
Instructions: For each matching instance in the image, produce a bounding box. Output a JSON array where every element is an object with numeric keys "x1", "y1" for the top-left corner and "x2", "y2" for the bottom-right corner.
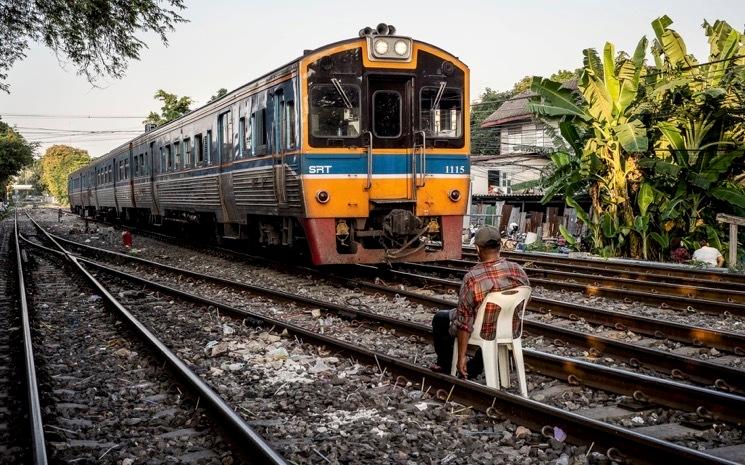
[
  {"x1": 603, "y1": 42, "x2": 621, "y2": 106},
  {"x1": 711, "y1": 185, "x2": 745, "y2": 209},
  {"x1": 565, "y1": 195, "x2": 590, "y2": 224},
  {"x1": 651, "y1": 15, "x2": 673, "y2": 43},
  {"x1": 559, "y1": 121, "x2": 583, "y2": 155},
  {"x1": 639, "y1": 157, "x2": 681, "y2": 178},
  {"x1": 528, "y1": 77, "x2": 589, "y2": 120},
  {"x1": 583, "y1": 48, "x2": 603, "y2": 78},
  {"x1": 637, "y1": 182, "x2": 655, "y2": 216},
  {"x1": 581, "y1": 75, "x2": 613, "y2": 121},
  {"x1": 614, "y1": 119, "x2": 648, "y2": 153}
]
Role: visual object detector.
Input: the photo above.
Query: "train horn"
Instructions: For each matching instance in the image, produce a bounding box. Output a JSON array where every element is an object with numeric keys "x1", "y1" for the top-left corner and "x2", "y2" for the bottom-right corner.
[
  {"x1": 376, "y1": 23, "x2": 389, "y2": 35},
  {"x1": 359, "y1": 26, "x2": 374, "y2": 37}
]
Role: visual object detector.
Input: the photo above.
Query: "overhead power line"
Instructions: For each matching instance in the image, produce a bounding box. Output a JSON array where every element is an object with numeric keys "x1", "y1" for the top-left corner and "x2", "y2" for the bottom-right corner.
[{"x1": 1, "y1": 113, "x2": 145, "y2": 119}]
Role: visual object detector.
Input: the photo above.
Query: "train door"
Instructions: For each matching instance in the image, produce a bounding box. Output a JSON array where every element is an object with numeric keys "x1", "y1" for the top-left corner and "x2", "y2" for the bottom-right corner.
[
  {"x1": 217, "y1": 110, "x2": 239, "y2": 227},
  {"x1": 366, "y1": 76, "x2": 414, "y2": 200}
]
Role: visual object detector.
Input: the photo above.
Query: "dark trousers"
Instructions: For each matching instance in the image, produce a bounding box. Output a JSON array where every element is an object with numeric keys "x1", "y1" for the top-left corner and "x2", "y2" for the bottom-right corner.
[{"x1": 432, "y1": 310, "x2": 483, "y2": 378}]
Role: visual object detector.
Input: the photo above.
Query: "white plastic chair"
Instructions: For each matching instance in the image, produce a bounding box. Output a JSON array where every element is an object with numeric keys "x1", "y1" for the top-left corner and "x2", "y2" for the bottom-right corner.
[{"x1": 451, "y1": 286, "x2": 532, "y2": 397}]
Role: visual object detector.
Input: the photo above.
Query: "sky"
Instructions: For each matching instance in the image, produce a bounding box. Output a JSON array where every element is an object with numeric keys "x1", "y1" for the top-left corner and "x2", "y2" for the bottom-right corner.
[{"x1": 0, "y1": 0, "x2": 743, "y2": 158}]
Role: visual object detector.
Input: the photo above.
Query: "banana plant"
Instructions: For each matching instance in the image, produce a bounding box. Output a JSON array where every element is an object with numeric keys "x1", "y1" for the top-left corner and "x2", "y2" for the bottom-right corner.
[{"x1": 529, "y1": 37, "x2": 649, "y2": 256}]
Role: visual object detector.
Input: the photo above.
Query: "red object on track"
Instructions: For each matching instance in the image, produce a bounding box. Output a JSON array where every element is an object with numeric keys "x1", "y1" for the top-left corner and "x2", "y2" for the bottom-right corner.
[{"x1": 121, "y1": 230, "x2": 132, "y2": 248}]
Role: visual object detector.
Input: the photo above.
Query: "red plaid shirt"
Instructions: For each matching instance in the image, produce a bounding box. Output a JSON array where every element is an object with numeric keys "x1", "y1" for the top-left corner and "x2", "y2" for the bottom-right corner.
[{"x1": 450, "y1": 258, "x2": 530, "y2": 340}]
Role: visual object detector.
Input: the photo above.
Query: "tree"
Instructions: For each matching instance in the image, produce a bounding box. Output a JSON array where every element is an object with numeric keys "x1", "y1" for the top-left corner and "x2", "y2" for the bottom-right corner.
[
  {"x1": 0, "y1": 1, "x2": 186, "y2": 93},
  {"x1": 209, "y1": 88, "x2": 228, "y2": 102},
  {"x1": 471, "y1": 87, "x2": 514, "y2": 155},
  {"x1": 40, "y1": 145, "x2": 90, "y2": 204},
  {"x1": 15, "y1": 159, "x2": 45, "y2": 195},
  {"x1": 513, "y1": 69, "x2": 580, "y2": 93},
  {"x1": 144, "y1": 89, "x2": 193, "y2": 126},
  {"x1": 529, "y1": 15, "x2": 745, "y2": 262},
  {"x1": 0, "y1": 119, "x2": 36, "y2": 199}
]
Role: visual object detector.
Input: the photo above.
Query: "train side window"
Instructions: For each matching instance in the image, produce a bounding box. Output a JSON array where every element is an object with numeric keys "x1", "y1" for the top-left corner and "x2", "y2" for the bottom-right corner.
[
  {"x1": 206, "y1": 130, "x2": 213, "y2": 164},
  {"x1": 183, "y1": 138, "x2": 191, "y2": 168},
  {"x1": 124, "y1": 159, "x2": 129, "y2": 180},
  {"x1": 217, "y1": 111, "x2": 231, "y2": 162},
  {"x1": 286, "y1": 100, "x2": 296, "y2": 150},
  {"x1": 239, "y1": 117, "x2": 247, "y2": 159},
  {"x1": 139, "y1": 153, "x2": 145, "y2": 176},
  {"x1": 420, "y1": 87, "x2": 463, "y2": 138},
  {"x1": 373, "y1": 90, "x2": 402, "y2": 138},
  {"x1": 194, "y1": 134, "x2": 203, "y2": 165},
  {"x1": 310, "y1": 84, "x2": 360, "y2": 138},
  {"x1": 165, "y1": 144, "x2": 173, "y2": 171},
  {"x1": 247, "y1": 114, "x2": 254, "y2": 156},
  {"x1": 159, "y1": 147, "x2": 165, "y2": 174},
  {"x1": 174, "y1": 141, "x2": 181, "y2": 170},
  {"x1": 253, "y1": 109, "x2": 267, "y2": 155}
]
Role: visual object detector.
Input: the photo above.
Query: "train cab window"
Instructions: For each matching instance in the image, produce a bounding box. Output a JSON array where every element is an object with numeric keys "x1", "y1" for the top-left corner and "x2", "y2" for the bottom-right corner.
[
  {"x1": 183, "y1": 138, "x2": 191, "y2": 167},
  {"x1": 420, "y1": 87, "x2": 463, "y2": 138},
  {"x1": 310, "y1": 84, "x2": 360, "y2": 137},
  {"x1": 194, "y1": 134, "x2": 204, "y2": 165},
  {"x1": 373, "y1": 90, "x2": 402, "y2": 138},
  {"x1": 174, "y1": 141, "x2": 181, "y2": 169}
]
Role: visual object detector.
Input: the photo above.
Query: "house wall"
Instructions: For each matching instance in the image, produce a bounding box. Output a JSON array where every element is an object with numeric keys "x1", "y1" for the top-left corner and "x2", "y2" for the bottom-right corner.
[
  {"x1": 499, "y1": 120, "x2": 558, "y2": 154},
  {"x1": 470, "y1": 156, "x2": 550, "y2": 196}
]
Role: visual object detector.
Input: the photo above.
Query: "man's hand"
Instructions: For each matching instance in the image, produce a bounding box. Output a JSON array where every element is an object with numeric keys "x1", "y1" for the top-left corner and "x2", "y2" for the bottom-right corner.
[
  {"x1": 457, "y1": 354, "x2": 468, "y2": 378},
  {"x1": 457, "y1": 329, "x2": 470, "y2": 378}
]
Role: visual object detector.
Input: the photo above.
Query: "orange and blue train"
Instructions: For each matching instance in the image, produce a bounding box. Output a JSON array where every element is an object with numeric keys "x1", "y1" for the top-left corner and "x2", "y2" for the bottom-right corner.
[{"x1": 68, "y1": 24, "x2": 470, "y2": 265}]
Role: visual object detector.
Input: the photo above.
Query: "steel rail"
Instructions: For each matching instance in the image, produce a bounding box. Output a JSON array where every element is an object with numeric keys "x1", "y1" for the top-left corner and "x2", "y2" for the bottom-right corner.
[
  {"x1": 24, "y1": 219, "x2": 744, "y2": 463},
  {"x1": 438, "y1": 260, "x2": 745, "y2": 304},
  {"x1": 23, "y1": 214, "x2": 288, "y2": 465},
  {"x1": 27, "y1": 232, "x2": 745, "y2": 426},
  {"x1": 26, "y1": 251, "x2": 735, "y2": 465},
  {"x1": 446, "y1": 257, "x2": 745, "y2": 293},
  {"x1": 461, "y1": 248, "x2": 745, "y2": 287},
  {"x1": 40, "y1": 228, "x2": 745, "y2": 393},
  {"x1": 374, "y1": 267, "x2": 745, "y2": 355},
  {"x1": 13, "y1": 213, "x2": 48, "y2": 465},
  {"x1": 306, "y1": 271, "x2": 745, "y2": 394},
  {"x1": 393, "y1": 262, "x2": 745, "y2": 316}
]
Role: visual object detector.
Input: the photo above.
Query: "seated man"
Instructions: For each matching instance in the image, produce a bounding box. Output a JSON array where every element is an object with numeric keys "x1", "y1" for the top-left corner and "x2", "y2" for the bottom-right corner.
[
  {"x1": 692, "y1": 239, "x2": 725, "y2": 267},
  {"x1": 431, "y1": 225, "x2": 530, "y2": 378}
]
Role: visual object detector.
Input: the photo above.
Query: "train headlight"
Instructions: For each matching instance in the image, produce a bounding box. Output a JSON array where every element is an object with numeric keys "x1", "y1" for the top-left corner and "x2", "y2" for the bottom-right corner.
[
  {"x1": 374, "y1": 39, "x2": 389, "y2": 55},
  {"x1": 316, "y1": 190, "x2": 330, "y2": 204},
  {"x1": 448, "y1": 189, "x2": 461, "y2": 202},
  {"x1": 394, "y1": 40, "x2": 408, "y2": 56}
]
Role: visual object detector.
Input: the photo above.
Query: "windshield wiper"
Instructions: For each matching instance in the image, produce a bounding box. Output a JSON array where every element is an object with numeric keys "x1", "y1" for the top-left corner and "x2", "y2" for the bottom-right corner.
[
  {"x1": 331, "y1": 78, "x2": 353, "y2": 110},
  {"x1": 432, "y1": 81, "x2": 446, "y2": 110}
]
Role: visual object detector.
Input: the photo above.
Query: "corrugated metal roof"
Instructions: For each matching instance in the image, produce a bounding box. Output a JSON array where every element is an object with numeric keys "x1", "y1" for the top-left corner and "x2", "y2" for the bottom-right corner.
[{"x1": 480, "y1": 80, "x2": 578, "y2": 129}]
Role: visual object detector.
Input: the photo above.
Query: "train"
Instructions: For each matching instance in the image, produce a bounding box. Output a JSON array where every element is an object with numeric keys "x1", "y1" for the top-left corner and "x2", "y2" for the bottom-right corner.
[{"x1": 67, "y1": 23, "x2": 470, "y2": 265}]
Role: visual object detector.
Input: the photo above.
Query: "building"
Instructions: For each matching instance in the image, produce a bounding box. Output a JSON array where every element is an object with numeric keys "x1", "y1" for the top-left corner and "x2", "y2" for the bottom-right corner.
[{"x1": 470, "y1": 81, "x2": 577, "y2": 196}]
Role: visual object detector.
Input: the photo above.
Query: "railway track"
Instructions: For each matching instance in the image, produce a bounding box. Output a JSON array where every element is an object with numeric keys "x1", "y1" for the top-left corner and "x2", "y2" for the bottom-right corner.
[
  {"x1": 26, "y1": 212, "x2": 745, "y2": 464},
  {"x1": 15, "y1": 213, "x2": 286, "y2": 464},
  {"x1": 460, "y1": 248, "x2": 745, "y2": 289},
  {"x1": 396, "y1": 261, "x2": 745, "y2": 317},
  {"x1": 0, "y1": 216, "x2": 45, "y2": 464}
]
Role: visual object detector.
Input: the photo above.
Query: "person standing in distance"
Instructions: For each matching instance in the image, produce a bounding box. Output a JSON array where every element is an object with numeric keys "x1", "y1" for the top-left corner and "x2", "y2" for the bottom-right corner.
[{"x1": 431, "y1": 225, "x2": 530, "y2": 378}]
